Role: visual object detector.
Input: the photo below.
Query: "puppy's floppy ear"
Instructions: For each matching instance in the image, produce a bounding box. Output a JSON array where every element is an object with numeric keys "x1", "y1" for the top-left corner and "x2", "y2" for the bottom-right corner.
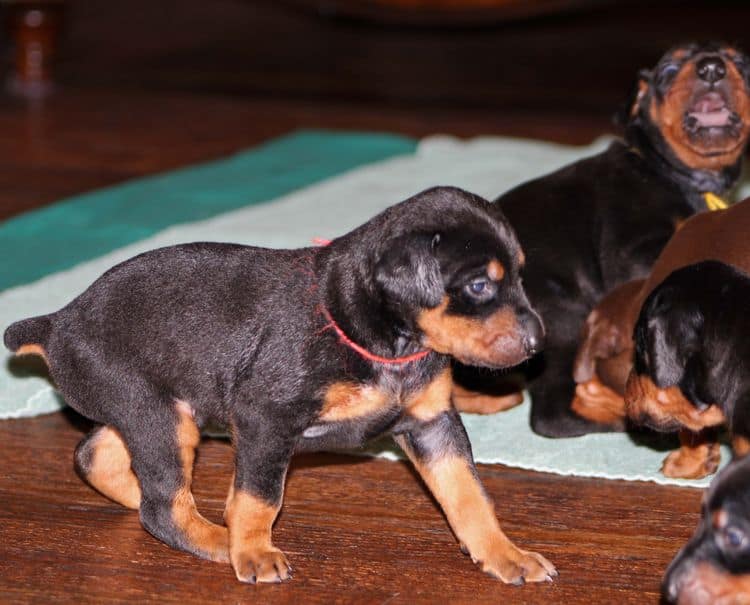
[
  {"x1": 639, "y1": 286, "x2": 703, "y2": 388},
  {"x1": 374, "y1": 232, "x2": 444, "y2": 308},
  {"x1": 615, "y1": 69, "x2": 651, "y2": 128}
]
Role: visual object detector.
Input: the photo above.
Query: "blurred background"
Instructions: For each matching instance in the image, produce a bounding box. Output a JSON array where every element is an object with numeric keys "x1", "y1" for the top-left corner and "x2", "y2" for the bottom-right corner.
[{"x1": 2, "y1": 0, "x2": 750, "y2": 217}]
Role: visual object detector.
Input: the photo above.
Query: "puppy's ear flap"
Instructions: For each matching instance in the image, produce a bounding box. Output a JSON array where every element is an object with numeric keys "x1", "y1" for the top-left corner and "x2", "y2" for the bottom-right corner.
[
  {"x1": 640, "y1": 286, "x2": 703, "y2": 388},
  {"x1": 615, "y1": 69, "x2": 651, "y2": 129},
  {"x1": 374, "y1": 233, "x2": 444, "y2": 308},
  {"x1": 573, "y1": 311, "x2": 627, "y2": 383}
]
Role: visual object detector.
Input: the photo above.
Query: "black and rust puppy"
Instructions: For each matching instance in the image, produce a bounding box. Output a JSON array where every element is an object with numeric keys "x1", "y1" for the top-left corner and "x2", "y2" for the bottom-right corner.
[
  {"x1": 455, "y1": 42, "x2": 750, "y2": 437},
  {"x1": 663, "y1": 454, "x2": 750, "y2": 604},
  {"x1": 4, "y1": 187, "x2": 555, "y2": 585},
  {"x1": 626, "y1": 261, "x2": 750, "y2": 478}
]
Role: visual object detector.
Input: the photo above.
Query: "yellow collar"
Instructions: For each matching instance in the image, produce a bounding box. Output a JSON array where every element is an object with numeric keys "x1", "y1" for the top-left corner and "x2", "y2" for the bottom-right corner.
[{"x1": 704, "y1": 192, "x2": 729, "y2": 211}]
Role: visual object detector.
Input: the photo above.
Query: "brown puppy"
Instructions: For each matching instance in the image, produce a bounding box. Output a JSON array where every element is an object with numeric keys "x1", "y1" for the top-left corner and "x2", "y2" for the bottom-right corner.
[{"x1": 574, "y1": 198, "x2": 750, "y2": 478}]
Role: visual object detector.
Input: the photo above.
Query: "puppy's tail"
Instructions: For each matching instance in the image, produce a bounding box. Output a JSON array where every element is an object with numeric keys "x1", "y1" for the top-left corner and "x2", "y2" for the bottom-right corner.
[{"x1": 4, "y1": 315, "x2": 53, "y2": 355}]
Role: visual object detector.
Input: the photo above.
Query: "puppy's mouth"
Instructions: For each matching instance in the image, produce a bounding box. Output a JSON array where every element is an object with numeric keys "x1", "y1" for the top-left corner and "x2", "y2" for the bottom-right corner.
[
  {"x1": 683, "y1": 90, "x2": 743, "y2": 147},
  {"x1": 687, "y1": 92, "x2": 736, "y2": 127}
]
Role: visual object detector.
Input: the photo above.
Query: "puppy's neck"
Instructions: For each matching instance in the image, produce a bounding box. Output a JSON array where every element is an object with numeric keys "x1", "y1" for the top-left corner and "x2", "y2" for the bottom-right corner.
[
  {"x1": 315, "y1": 251, "x2": 427, "y2": 365},
  {"x1": 625, "y1": 122, "x2": 743, "y2": 205}
]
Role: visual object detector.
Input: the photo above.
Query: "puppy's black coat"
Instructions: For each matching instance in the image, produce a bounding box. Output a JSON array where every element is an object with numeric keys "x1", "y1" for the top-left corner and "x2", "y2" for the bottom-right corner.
[
  {"x1": 629, "y1": 261, "x2": 750, "y2": 443},
  {"x1": 663, "y1": 454, "x2": 750, "y2": 604},
  {"x1": 462, "y1": 43, "x2": 750, "y2": 437},
  {"x1": 4, "y1": 186, "x2": 555, "y2": 585}
]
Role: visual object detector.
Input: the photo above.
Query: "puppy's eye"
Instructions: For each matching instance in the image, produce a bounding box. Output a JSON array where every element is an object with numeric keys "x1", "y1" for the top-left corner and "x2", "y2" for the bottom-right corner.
[
  {"x1": 464, "y1": 277, "x2": 497, "y2": 302},
  {"x1": 720, "y1": 526, "x2": 749, "y2": 553}
]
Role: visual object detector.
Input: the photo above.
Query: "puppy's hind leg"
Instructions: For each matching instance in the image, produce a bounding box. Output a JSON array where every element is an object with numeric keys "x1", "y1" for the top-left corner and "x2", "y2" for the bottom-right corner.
[
  {"x1": 122, "y1": 400, "x2": 229, "y2": 563},
  {"x1": 75, "y1": 425, "x2": 141, "y2": 510}
]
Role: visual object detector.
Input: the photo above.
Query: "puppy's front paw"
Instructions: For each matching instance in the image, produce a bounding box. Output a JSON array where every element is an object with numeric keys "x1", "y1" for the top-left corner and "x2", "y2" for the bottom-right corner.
[
  {"x1": 232, "y1": 547, "x2": 292, "y2": 584},
  {"x1": 661, "y1": 443, "x2": 720, "y2": 479},
  {"x1": 472, "y1": 545, "x2": 557, "y2": 585}
]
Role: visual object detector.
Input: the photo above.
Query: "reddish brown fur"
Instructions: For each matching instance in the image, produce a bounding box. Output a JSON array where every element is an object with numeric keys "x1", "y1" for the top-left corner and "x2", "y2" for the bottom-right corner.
[
  {"x1": 675, "y1": 562, "x2": 750, "y2": 605},
  {"x1": 225, "y1": 490, "x2": 289, "y2": 584},
  {"x1": 452, "y1": 383, "x2": 524, "y2": 414},
  {"x1": 15, "y1": 343, "x2": 48, "y2": 363},
  {"x1": 661, "y1": 430, "x2": 721, "y2": 480},
  {"x1": 171, "y1": 403, "x2": 230, "y2": 563},
  {"x1": 318, "y1": 382, "x2": 390, "y2": 422},
  {"x1": 734, "y1": 435, "x2": 750, "y2": 457},
  {"x1": 625, "y1": 373, "x2": 725, "y2": 433},
  {"x1": 419, "y1": 297, "x2": 526, "y2": 367},
  {"x1": 571, "y1": 377, "x2": 627, "y2": 428},
  {"x1": 486, "y1": 259, "x2": 505, "y2": 281},
  {"x1": 405, "y1": 368, "x2": 453, "y2": 421},
  {"x1": 85, "y1": 426, "x2": 141, "y2": 510}
]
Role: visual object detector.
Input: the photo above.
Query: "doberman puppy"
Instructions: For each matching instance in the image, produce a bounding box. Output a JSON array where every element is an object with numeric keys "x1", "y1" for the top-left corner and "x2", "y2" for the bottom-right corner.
[
  {"x1": 663, "y1": 453, "x2": 750, "y2": 604},
  {"x1": 4, "y1": 187, "x2": 555, "y2": 585},
  {"x1": 626, "y1": 261, "x2": 750, "y2": 479},
  {"x1": 454, "y1": 42, "x2": 750, "y2": 437},
  {"x1": 573, "y1": 197, "x2": 750, "y2": 478}
]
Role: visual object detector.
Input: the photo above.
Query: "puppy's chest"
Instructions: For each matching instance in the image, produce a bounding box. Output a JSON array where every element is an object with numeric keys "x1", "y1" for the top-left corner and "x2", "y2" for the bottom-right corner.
[{"x1": 298, "y1": 369, "x2": 452, "y2": 451}]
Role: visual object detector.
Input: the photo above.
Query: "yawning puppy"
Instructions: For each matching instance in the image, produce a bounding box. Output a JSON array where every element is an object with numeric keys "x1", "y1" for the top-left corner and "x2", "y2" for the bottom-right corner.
[{"x1": 4, "y1": 186, "x2": 554, "y2": 585}]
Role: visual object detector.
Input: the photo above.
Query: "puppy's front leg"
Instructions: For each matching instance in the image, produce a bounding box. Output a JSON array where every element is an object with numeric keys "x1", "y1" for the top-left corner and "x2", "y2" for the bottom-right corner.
[
  {"x1": 225, "y1": 413, "x2": 295, "y2": 584},
  {"x1": 395, "y1": 409, "x2": 556, "y2": 584}
]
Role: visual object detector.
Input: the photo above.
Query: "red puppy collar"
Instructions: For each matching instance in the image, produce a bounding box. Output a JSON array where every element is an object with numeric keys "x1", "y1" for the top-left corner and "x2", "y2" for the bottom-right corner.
[{"x1": 318, "y1": 306, "x2": 430, "y2": 365}]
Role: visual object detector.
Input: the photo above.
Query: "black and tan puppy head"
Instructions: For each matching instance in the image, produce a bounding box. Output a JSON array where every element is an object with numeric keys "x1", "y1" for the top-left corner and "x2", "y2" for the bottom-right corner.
[
  {"x1": 625, "y1": 263, "x2": 729, "y2": 433},
  {"x1": 663, "y1": 456, "x2": 750, "y2": 604},
  {"x1": 371, "y1": 187, "x2": 543, "y2": 369},
  {"x1": 626, "y1": 42, "x2": 750, "y2": 172}
]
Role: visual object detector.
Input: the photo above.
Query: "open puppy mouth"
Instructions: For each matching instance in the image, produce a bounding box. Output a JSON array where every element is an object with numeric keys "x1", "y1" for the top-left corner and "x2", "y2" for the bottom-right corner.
[{"x1": 684, "y1": 91, "x2": 741, "y2": 133}]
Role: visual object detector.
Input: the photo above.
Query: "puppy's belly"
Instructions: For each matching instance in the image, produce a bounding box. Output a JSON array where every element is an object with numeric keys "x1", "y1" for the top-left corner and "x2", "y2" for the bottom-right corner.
[{"x1": 297, "y1": 408, "x2": 401, "y2": 453}]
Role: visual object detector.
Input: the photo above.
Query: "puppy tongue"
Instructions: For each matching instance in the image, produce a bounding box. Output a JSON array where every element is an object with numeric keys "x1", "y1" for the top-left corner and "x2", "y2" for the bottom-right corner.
[{"x1": 689, "y1": 92, "x2": 731, "y2": 127}]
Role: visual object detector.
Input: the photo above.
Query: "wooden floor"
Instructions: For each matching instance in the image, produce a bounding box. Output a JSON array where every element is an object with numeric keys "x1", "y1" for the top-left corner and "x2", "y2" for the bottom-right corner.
[{"x1": 3, "y1": 2, "x2": 748, "y2": 602}]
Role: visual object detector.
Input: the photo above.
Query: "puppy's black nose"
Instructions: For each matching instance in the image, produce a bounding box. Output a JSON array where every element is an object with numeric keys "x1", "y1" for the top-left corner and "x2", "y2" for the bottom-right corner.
[
  {"x1": 697, "y1": 56, "x2": 726, "y2": 84},
  {"x1": 518, "y1": 307, "x2": 545, "y2": 355}
]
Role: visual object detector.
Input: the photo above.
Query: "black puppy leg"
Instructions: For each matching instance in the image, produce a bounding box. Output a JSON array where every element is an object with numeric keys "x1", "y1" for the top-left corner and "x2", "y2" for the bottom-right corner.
[
  {"x1": 75, "y1": 425, "x2": 141, "y2": 509},
  {"x1": 395, "y1": 408, "x2": 556, "y2": 584},
  {"x1": 529, "y1": 344, "x2": 621, "y2": 437},
  {"x1": 124, "y1": 401, "x2": 229, "y2": 563},
  {"x1": 225, "y1": 412, "x2": 294, "y2": 584}
]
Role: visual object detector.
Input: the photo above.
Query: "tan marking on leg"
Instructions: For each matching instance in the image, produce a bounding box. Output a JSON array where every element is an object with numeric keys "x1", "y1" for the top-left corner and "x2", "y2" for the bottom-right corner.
[
  {"x1": 171, "y1": 404, "x2": 229, "y2": 563},
  {"x1": 452, "y1": 383, "x2": 523, "y2": 415},
  {"x1": 15, "y1": 343, "x2": 48, "y2": 363},
  {"x1": 318, "y1": 382, "x2": 389, "y2": 422},
  {"x1": 405, "y1": 368, "x2": 452, "y2": 421},
  {"x1": 571, "y1": 377, "x2": 627, "y2": 427},
  {"x1": 487, "y1": 259, "x2": 504, "y2": 281},
  {"x1": 225, "y1": 490, "x2": 290, "y2": 584},
  {"x1": 733, "y1": 435, "x2": 750, "y2": 457},
  {"x1": 662, "y1": 429, "x2": 721, "y2": 479},
  {"x1": 395, "y1": 437, "x2": 556, "y2": 584},
  {"x1": 418, "y1": 298, "x2": 527, "y2": 368},
  {"x1": 86, "y1": 427, "x2": 141, "y2": 509}
]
